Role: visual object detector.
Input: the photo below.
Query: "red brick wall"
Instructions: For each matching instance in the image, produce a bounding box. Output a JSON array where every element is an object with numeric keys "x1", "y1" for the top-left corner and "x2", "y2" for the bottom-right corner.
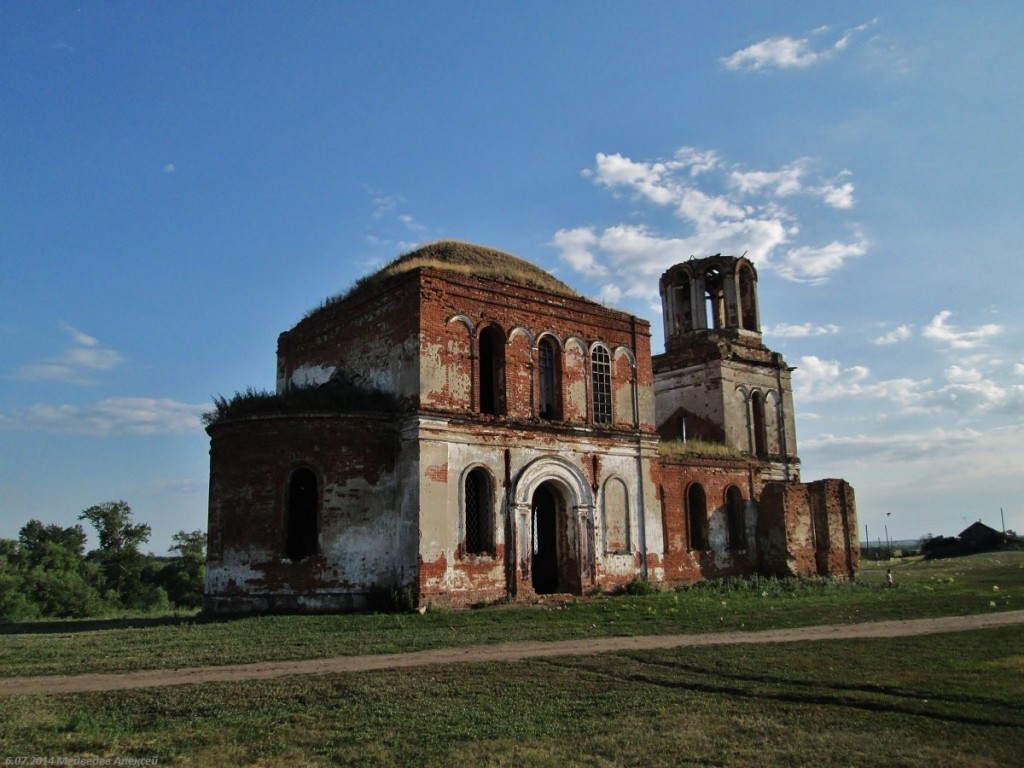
[{"x1": 205, "y1": 412, "x2": 409, "y2": 613}]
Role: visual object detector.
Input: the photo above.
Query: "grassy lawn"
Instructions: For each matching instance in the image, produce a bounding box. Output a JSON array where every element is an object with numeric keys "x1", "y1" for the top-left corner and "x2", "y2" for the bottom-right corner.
[
  {"x1": 1, "y1": 552, "x2": 1020, "y2": 678},
  {"x1": 0, "y1": 626, "x2": 1020, "y2": 766}
]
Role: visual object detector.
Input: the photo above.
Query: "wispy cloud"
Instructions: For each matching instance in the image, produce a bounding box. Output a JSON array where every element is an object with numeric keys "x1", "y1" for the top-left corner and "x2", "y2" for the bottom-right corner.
[
  {"x1": 15, "y1": 324, "x2": 124, "y2": 384},
  {"x1": 793, "y1": 355, "x2": 929, "y2": 407},
  {"x1": 923, "y1": 310, "x2": 1002, "y2": 349},
  {"x1": 763, "y1": 322, "x2": 840, "y2": 337},
  {"x1": 873, "y1": 325, "x2": 913, "y2": 345},
  {"x1": 0, "y1": 397, "x2": 209, "y2": 435},
  {"x1": 721, "y1": 20, "x2": 878, "y2": 72},
  {"x1": 794, "y1": 354, "x2": 1023, "y2": 416},
  {"x1": 553, "y1": 146, "x2": 866, "y2": 294}
]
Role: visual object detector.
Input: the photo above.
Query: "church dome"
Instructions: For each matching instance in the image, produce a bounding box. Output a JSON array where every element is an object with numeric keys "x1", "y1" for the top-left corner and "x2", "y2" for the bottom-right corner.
[{"x1": 370, "y1": 240, "x2": 578, "y2": 298}]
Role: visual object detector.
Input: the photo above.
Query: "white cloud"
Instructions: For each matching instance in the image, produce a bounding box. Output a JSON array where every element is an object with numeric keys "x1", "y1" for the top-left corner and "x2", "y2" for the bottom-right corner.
[
  {"x1": 793, "y1": 355, "x2": 930, "y2": 406},
  {"x1": 763, "y1": 322, "x2": 840, "y2": 337},
  {"x1": 721, "y1": 20, "x2": 877, "y2": 72},
  {"x1": 555, "y1": 147, "x2": 864, "y2": 291},
  {"x1": 816, "y1": 181, "x2": 855, "y2": 209},
  {"x1": 873, "y1": 325, "x2": 912, "y2": 345},
  {"x1": 923, "y1": 311, "x2": 1002, "y2": 349},
  {"x1": 592, "y1": 152, "x2": 682, "y2": 206},
  {"x1": 794, "y1": 355, "x2": 1023, "y2": 417},
  {"x1": 721, "y1": 36, "x2": 827, "y2": 72},
  {"x1": 1014, "y1": 363, "x2": 1024, "y2": 376},
  {"x1": 0, "y1": 397, "x2": 210, "y2": 436},
  {"x1": 673, "y1": 147, "x2": 720, "y2": 176},
  {"x1": 770, "y1": 238, "x2": 868, "y2": 284},
  {"x1": 163, "y1": 163, "x2": 176, "y2": 174},
  {"x1": 15, "y1": 324, "x2": 124, "y2": 384},
  {"x1": 802, "y1": 421, "x2": 1023, "y2": 492},
  {"x1": 729, "y1": 161, "x2": 807, "y2": 197},
  {"x1": 552, "y1": 227, "x2": 606, "y2": 276}
]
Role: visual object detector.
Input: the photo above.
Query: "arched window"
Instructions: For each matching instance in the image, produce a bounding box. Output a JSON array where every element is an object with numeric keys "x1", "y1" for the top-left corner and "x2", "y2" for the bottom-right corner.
[
  {"x1": 602, "y1": 478, "x2": 630, "y2": 554},
  {"x1": 725, "y1": 485, "x2": 747, "y2": 550},
  {"x1": 738, "y1": 264, "x2": 758, "y2": 332},
  {"x1": 464, "y1": 468, "x2": 493, "y2": 556},
  {"x1": 285, "y1": 468, "x2": 318, "y2": 561},
  {"x1": 705, "y1": 267, "x2": 726, "y2": 330},
  {"x1": 591, "y1": 345, "x2": 612, "y2": 424},
  {"x1": 538, "y1": 336, "x2": 561, "y2": 420},
  {"x1": 751, "y1": 391, "x2": 767, "y2": 457},
  {"x1": 687, "y1": 483, "x2": 707, "y2": 551},
  {"x1": 478, "y1": 326, "x2": 506, "y2": 416}
]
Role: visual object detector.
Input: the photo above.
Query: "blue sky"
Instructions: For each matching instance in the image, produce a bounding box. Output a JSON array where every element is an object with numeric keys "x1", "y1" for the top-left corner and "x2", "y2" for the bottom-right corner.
[{"x1": 2, "y1": 1, "x2": 1022, "y2": 554}]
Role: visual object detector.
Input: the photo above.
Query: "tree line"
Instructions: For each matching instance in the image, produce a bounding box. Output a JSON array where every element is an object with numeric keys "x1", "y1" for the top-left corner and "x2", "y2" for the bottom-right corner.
[{"x1": 0, "y1": 501, "x2": 205, "y2": 621}]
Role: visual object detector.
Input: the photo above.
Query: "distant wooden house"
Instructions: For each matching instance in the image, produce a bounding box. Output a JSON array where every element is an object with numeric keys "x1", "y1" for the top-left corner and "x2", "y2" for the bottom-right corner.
[{"x1": 958, "y1": 522, "x2": 1004, "y2": 552}]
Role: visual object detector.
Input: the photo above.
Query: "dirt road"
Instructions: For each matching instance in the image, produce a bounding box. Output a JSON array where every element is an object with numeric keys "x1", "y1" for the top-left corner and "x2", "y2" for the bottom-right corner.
[{"x1": 3, "y1": 610, "x2": 1022, "y2": 697}]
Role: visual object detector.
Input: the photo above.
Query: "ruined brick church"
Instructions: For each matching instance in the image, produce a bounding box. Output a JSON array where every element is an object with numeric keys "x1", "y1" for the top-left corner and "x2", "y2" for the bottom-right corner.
[{"x1": 204, "y1": 241, "x2": 858, "y2": 613}]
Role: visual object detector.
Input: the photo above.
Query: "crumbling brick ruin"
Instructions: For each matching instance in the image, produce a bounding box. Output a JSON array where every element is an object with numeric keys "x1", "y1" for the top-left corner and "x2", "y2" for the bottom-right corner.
[{"x1": 204, "y1": 242, "x2": 858, "y2": 613}]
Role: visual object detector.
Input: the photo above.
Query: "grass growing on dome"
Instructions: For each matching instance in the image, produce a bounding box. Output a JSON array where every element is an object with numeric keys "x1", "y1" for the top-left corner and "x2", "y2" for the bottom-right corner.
[{"x1": 304, "y1": 241, "x2": 578, "y2": 319}]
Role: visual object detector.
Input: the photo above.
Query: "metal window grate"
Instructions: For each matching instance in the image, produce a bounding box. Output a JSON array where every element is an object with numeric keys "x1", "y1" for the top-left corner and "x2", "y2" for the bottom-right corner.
[{"x1": 591, "y1": 346, "x2": 612, "y2": 424}]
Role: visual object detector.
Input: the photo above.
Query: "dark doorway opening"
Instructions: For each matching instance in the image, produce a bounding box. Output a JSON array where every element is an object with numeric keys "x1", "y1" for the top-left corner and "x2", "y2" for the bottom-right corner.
[
  {"x1": 531, "y1": 483, "x2": 560, "y2": 594},
  {"x1": 285, "y1": 468, "x2": 318, "y2": 561}
]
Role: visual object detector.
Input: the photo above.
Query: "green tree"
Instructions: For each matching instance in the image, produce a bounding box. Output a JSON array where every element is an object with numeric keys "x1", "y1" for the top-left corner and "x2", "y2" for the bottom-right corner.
[
  {"x1": 79, "y1": 501, "x2": 153, "y2": 608},
  {"x1": 154, "y1": 530, "x2": 207, "y2": 608},
  {"x1": 3, "y1": 521, "x2": 104, "y2": 619},
  {"x1": 0, "y1": 538, "x2": 35, "y2": 621}
]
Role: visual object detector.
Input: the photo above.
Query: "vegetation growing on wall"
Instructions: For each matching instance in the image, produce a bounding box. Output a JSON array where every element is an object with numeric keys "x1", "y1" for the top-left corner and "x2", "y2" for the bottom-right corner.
[
  {"x1": 306, "y1": 240, "x2": 580, "y2": 319},
  {"x1": 202, "y1": 376, "x2": 402, "y2": 427},
  {"x1": 658, "y1": 438, "x2": 746, "y2": 460}
]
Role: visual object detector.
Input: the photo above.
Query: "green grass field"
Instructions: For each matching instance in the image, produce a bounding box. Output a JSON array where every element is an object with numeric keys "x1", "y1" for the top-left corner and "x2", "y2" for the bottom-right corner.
[{"x1": 0, "y1": 552, "x2": 1021, "y2": 766}]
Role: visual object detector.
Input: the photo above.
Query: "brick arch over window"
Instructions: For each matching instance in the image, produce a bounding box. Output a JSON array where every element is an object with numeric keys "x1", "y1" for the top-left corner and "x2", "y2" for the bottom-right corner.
[
  {"x1": 285, "y1": 466, "x2": 318, "y2": 561},
  {"x1": 687, "y1": 482, "x2": 708, "y2": 551},
  {"x1": 462, "y1": 466, "x2": 495, "y2": 556}
]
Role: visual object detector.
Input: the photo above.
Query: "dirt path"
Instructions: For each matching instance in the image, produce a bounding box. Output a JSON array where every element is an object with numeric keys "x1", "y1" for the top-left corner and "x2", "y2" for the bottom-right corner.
[{"x1": 3, "y1": 610, "x2": 1022, "y2": 696}]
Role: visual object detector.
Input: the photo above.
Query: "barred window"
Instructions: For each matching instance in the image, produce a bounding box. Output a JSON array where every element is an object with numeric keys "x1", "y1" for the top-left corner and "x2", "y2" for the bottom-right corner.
[
  {"x1": 591, "y1": 345, "x2": 612, "y2": 425},
  {"x1": 464, "y1": 468, "x2": 493, "y2": 556}
]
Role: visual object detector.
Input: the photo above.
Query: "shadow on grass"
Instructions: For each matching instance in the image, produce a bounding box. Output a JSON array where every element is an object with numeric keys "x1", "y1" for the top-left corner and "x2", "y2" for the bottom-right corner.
[{"x1": 0, "y1": 612, "x2": 239, "y2": 636}]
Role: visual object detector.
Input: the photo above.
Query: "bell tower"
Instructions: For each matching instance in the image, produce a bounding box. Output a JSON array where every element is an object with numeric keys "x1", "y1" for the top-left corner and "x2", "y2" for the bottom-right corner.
[{"x1": 653, "y1": 255, "x2": 798, "y2": 480}]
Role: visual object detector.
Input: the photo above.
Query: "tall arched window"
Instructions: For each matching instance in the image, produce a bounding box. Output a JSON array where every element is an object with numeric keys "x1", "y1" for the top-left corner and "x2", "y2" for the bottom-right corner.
[
  {"x1": 725, "y1": 485, "x2": 746, "y2": 550},
  {"x1": 538, "y1": 336, "x2": 561, "y2": 420},
  {"x1": 464, "y1": 468, "x2": 493, "y2": 556},
  {"x1": 603, "y1": 478, "x2": 630, "y2": 554},
  {"x1": 751, "y1": 391, "x2": 767, "y2": 457},
  {"x1": 591, "y1": 345, "x2": 612, "y2": 424},
  {"x1": 705, "y1": 267, "x2": 726, "y2": 330},
  {"x1": 738, "y1": 264, "x2": 758, "y2": 332},
  {"x1": 285, "y1": 467, "x2": 318, "y2": 561},
  {"x1": 687, "y1": 483, "x2": 707, "y2": 551},
  {"x1": 478, "y1": 326, "x2": 506, "y2": 416}
]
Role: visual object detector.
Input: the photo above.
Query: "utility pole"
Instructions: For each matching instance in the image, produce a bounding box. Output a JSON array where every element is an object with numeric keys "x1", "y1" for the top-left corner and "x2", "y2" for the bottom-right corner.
[{"x1": 1001, "y1": 507, "x2": 1006, "y2": 534}]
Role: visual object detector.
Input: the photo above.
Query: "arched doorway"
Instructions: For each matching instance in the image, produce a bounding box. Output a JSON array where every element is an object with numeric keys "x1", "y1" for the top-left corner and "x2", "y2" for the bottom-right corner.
[{"x1": 531, "y1": 481, "x2": 580, "y2": 595}]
